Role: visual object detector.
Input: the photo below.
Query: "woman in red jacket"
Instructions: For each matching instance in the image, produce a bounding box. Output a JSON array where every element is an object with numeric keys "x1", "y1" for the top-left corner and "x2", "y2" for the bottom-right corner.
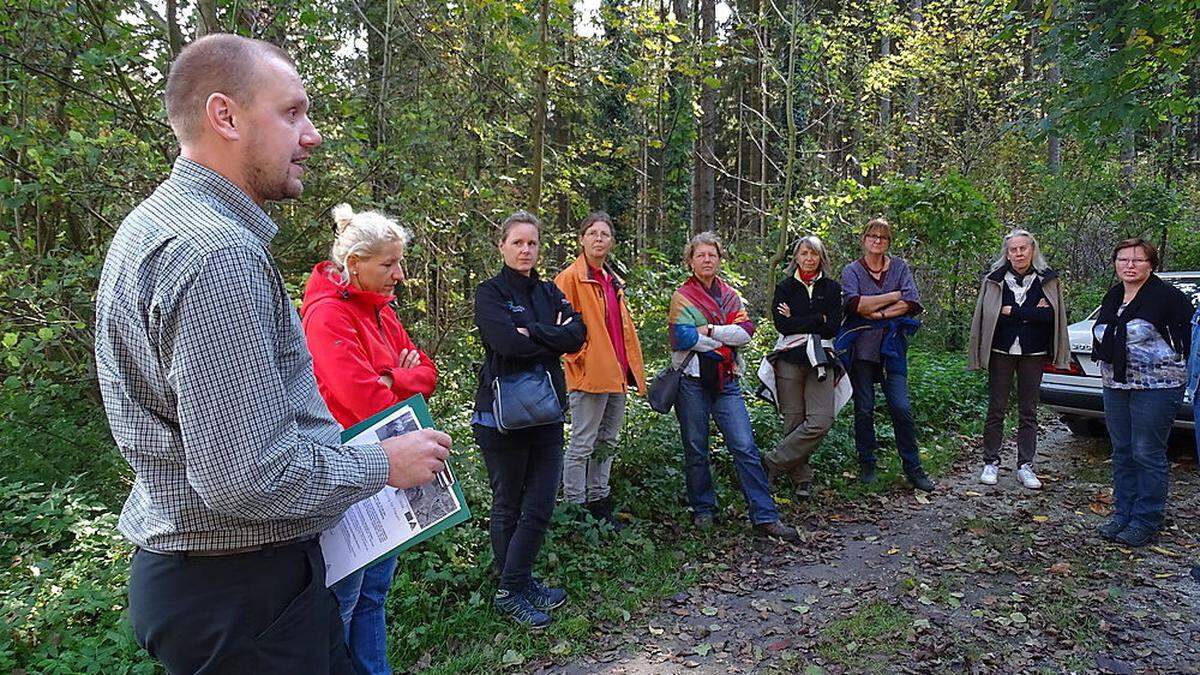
[{"x1": 301, "y1": 203, "x2": 437, "y2": 675}]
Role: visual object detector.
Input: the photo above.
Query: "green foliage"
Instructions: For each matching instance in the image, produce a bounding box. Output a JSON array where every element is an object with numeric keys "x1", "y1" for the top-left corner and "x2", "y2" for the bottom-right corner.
[
  {"x1": 0, "y1": 480, "x2": 152, "y2": 673},
  {"x1": 1043, "y1": 0, "x2": 1200, "y2": 136}
]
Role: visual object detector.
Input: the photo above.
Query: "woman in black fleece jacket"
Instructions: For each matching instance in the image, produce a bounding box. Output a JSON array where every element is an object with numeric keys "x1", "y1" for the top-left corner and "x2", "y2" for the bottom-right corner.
[
  {"x1": 472, "y1": 211, "x2": 585, "y2": 629},
  {"x1": 761, "y1": 236, "x2": 842, "y2": 498}
]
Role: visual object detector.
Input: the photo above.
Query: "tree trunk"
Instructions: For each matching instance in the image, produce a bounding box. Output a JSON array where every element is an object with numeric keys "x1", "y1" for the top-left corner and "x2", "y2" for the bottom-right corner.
[
  {"x1": 880, "y1": 34, "x2": 892, "y2": 127},
  {"x1": 1045, "y1": 0, "x2": 1062, "y2": 172},
  {"x1": 767, "y1": 0, "x2": 801, "y2": 299},
  {"x1": 364, "y1": 0, "x2": 392, "y2": 200},
  {"x1": 1119, "y1": 125, "x2": 1135, "y2": 189},
  {"x1": 1188, "y1": 54, "x2": 1200, "y2": 173},
  {"x1": 903, "y1": 0, "x2": 922, "y2": 178},
  {"x1": 194, "y1": 0, "x2": 218, "y2": 36},
  {"x1": 529, "y1": 0, "x2": 550, "y2": 215},
  {"x1": 691, "y1": 0, "x2": 717, "y2": 233},
  {"x1": 165, "y1": 0, "x2": 183, "y2": 58},
  {"x1": 552, "y1": 32, "x2": 572, "y2": 232}
]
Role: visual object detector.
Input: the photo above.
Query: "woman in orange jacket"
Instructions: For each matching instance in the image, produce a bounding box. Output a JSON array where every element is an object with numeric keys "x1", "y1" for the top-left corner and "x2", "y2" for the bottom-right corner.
[{"x1": 554, "y1": 212, "x2": 646, "y2": 529}]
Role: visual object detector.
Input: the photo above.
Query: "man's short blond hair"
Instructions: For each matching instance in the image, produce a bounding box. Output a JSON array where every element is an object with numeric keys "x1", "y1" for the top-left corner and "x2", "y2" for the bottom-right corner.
[{"x1": 164, "y1": 34, "x2": 295, "y2": 143}]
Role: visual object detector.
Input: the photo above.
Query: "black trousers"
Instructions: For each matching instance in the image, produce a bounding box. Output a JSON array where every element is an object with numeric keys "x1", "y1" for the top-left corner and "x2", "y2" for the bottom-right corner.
[
  {"x1": 982, "y1": 352, "x2": 1047, "y2": 466},
  {"x1": 128, "y1": 538, "x2": 353, "y2": 674},
  {"x1": 473, "y1": 422, "x2": 564, "y2": 592}
]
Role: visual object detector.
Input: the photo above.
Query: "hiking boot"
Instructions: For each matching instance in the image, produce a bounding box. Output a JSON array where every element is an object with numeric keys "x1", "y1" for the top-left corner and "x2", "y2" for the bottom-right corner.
[
  {"x1": 979, "y1": 464, "x2": 999, "y2": 485},
  {"x1": 754, "y1": 520, "x2": 801, "y2": 541},
  {"x1": 795, "y1": 481, "x2": 813, "y2": 499},
  {"x1": 859, "y1": 464, "x2": 877, "y2": 484},
  {"x1": 586, "y1": 496, "x2": 626, "y2": 532},
  {"x1": 1097, "y1": 517, "x2": 1128, "y2": 542},
  {"x1": 494, "y1": 588, "x2": 551, "y2": 629},
  {"x1": 525, "y1": 577, "x2": 567, "y2": 611},
  {"x1": 1016, "y1": 464, "x2": 1042, "y2": 490},
  {"x1": 907, "y1": 473, "x2": 936, "y2": 493},
  {"x1": 1114, "y1": 523, "x2": 1157, "y2": 548},
  {"x1": 693, "y1": 513, "x2": 715, "y2": 532}
]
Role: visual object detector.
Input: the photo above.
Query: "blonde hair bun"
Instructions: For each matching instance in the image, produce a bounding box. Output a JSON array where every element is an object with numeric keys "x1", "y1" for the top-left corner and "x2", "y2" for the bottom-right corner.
[{"x1": 331, "y1": 203, "x2": 355, "y2": 233}]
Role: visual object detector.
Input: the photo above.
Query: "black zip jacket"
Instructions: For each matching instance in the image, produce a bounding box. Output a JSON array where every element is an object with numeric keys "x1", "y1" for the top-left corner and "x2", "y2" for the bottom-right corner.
[
  {"x1": 473, "y1": 265, "x2": 586, "y2": 414},
  {"x1": 772, "y1": 274, "x2": 843, "y2": 365}
]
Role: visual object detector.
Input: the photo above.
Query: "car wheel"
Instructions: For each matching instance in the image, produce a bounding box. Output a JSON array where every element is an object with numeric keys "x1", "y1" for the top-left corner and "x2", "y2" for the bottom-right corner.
[{"x1": 1062, "y1": 415, "x2": 1105, "y2": 437}]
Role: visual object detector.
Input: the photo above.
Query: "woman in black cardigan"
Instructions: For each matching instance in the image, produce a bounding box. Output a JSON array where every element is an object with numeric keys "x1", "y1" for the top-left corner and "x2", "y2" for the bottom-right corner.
[
  {"x1": 761, "y1": 235, "x2": 843, "y2": 498},
  {"x1": 1092, "y1": 238, "x2": 1193, "y2": 548},
  {"x1": 473, "y1": 210, "x2": 586, "y2": 628}
]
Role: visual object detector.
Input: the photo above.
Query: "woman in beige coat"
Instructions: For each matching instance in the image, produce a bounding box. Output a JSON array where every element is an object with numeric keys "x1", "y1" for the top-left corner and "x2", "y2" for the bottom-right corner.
[{"x1": 967, "y1": 229, "x2": 1069, "y2": 490}]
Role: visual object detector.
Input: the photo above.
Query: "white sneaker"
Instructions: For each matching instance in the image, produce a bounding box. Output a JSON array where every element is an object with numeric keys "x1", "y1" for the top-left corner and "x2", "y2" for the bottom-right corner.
[
  {"x1": 979, "y1": 464, "x2": 999, "y2": 485},
  {"x1": 1017, "y1": 464, "x2": 1042, "y2": 490}
]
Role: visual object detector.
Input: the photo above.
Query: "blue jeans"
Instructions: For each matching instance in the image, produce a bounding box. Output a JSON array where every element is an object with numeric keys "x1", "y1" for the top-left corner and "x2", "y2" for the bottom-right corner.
[
  {"x1": 1194, "y1": 397, "x2": 1199, "y2": 464},
  {"x1": 850, "y1": 360, "x2": 923, "y2": 476},
  {"x1": 331, "y1": 555, "x2": 399, "y2": 675},
  {"x1": 675, "y1": 375, "x2": 779, "y2": 525},
  {"x1": 1103, "y1": 386, "x2": 1183, "y2": 531}
]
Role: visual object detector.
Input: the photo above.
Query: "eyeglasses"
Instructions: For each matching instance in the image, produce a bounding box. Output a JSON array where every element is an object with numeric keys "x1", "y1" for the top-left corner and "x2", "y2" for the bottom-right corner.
[
  {"x1": 1115, "y1": 257, "x2": 1149, "y2": 266},
  {"x1": 583, "y1": 231, "x2": 612, "y2": 240},
  {"x1": 865, "y1": 234, "x2": 890, "y2": 242}
]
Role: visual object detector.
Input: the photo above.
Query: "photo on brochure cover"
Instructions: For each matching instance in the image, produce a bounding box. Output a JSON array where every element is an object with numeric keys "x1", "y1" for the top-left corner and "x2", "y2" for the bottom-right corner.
[{"x1": 373, "y1": 406, "x2": 458, "y2": 528}]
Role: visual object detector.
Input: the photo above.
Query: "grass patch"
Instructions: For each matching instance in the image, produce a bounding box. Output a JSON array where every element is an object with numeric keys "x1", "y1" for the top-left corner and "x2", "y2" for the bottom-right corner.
[{"x1": 817, "y1": 600, "x2": 913, "y2": 669}]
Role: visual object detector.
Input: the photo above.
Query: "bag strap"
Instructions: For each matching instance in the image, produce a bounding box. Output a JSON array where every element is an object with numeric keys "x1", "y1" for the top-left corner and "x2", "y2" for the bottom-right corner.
[{"x1": 676, "y1": 351, "x2": 697, "y2": 372}]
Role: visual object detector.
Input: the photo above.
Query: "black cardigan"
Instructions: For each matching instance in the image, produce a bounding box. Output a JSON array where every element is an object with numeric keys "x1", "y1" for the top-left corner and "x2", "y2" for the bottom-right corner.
[
  {"x1": 1092, "y1": 274, "x2": 1193, "y2": 384},
  {"x1": 772, "y1": 274, "x2": 843, "y2": 365},
  {"x1": 473, "y1": 265, "x2": 586, "y2": 413},
  {"x1": 989, "y1": 264, "x2": 1055, "y2": 354}
]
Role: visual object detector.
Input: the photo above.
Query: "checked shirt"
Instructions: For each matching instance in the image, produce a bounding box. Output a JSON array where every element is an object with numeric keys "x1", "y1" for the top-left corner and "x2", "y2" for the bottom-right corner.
[{"x1": 94, "y1": 158, "x2": 388, "y2": 552}]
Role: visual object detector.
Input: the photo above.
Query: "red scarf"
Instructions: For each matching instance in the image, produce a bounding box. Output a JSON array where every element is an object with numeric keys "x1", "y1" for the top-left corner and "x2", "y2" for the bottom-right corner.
[{"x1": 677, "y1": 276, "x2": 745, "y2": 390}]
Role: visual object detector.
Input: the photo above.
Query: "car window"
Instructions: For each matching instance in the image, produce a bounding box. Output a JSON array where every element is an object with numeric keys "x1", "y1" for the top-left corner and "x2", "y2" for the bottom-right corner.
[{"x1": 1168, "y1": 277, "x2": 1200, "y2": 309}]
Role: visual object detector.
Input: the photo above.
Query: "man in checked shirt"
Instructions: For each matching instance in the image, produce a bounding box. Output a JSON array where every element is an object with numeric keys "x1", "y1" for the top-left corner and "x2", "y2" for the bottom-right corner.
[{"x1": 93, "y1": 34, "x2": 451, "y2": 673}]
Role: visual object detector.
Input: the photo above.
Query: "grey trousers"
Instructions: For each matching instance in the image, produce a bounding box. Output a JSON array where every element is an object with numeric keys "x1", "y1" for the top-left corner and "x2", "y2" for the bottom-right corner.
[
  {"x1": 563, "y1": 391, "x2": 627, "y2": 503},
  {"x1": 983, "y1": 352, "x2": 1046, "y2": 466},
  {"x1": 765, "y1": 360, "x2": 835, "y2": 483}
]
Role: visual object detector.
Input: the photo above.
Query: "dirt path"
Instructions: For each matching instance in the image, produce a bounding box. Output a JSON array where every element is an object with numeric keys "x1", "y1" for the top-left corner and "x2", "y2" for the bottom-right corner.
[{"x1": 544, "y1": 422, "x2": 1200, "y2": 674}]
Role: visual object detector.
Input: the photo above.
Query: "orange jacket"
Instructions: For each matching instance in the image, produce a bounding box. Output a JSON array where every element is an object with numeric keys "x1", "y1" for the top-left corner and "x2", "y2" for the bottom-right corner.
[{"x1": 554, "y1": 256, "x2": 646, "y2": 394}]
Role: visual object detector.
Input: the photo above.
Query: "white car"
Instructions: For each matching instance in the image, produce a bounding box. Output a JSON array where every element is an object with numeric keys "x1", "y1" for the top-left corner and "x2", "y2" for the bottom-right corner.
[{"x1": 1040, "y1": 271, "x2": 1200, "y2": 437}]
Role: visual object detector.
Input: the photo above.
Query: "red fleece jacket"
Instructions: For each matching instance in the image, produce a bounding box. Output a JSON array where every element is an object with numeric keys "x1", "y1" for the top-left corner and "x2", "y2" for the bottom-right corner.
[{"x1": 301, "y1": 261, "x2": 437, "y2": 429}]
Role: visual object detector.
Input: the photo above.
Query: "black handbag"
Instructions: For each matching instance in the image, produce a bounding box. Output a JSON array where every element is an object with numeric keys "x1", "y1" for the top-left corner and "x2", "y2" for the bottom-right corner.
[
  {"x1": 492, "y1": 363, "x2": 565, "y2": 432},
  {"x1": 647, "y1": 352, "x2": 696, "y2": 414}
]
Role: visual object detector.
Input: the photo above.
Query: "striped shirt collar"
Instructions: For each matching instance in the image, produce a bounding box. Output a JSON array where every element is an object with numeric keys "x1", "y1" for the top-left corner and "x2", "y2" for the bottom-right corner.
[{"x1": 169, "y1": 156, "x2": 279, "y2": 244}]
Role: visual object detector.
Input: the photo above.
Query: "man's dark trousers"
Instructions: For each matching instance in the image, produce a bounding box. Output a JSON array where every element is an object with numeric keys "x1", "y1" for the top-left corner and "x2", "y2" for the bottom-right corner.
[{"x1": 129, "y1": 538, "x2": 354, "y2": 674}]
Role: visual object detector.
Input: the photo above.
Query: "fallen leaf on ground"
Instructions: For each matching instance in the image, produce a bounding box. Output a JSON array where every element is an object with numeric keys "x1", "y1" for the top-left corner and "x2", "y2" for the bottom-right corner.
[{"x1": 1048, "y1": 562, "x2": 1072, "y2": 575}]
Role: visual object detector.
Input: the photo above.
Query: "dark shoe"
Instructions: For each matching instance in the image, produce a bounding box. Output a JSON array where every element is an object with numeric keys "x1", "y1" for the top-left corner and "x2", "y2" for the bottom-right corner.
[
  {"x1": 763, "y1": 456, "x2": 781, "y2": 484},
  {"x1": 525, "y1": 577, "x2": 567, "y2": 611},
  {"x1": 795, "y1": 482, "x2": 813, "y2": 499},
  {"x1": 693, "y1": 513, "x2": 714, "y2": 532},
  {"x1": 494, "y1": 588, "x2": 552, "y2": 629},
  {"x1": 859, "y1": 464, "x2": 877, "y2": 484},
  {"x1": 586, "y1": 496, "x2": 626, "y2": 532},
  {"x1": 754, "y1": 520, "x2": 801, "y2": 541},
  {"x1": 1097, "y1": 517, "x2": 1129, "y2": 542},
  {"x1": 1113, "y1": 523, "x2": 1157, "y2": 548},
  {"x1": 908, "y1": 474, "x2": 936, "y2": 493}
]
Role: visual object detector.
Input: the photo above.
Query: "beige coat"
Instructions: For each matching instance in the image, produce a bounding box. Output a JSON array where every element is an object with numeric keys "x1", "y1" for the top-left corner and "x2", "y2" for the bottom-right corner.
[{"x1": 967, "y1": 267, "x2": 1070, "y2": 371}]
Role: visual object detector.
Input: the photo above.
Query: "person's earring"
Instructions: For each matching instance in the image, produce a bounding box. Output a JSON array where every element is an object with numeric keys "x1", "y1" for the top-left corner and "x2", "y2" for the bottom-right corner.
[{"x1": 352, "y1": 270, "x2": 358, "y2": 275}]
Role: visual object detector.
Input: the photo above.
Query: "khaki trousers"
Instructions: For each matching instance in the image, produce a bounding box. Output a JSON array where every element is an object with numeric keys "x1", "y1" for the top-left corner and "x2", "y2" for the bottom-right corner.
[{"x1": 765, "y1": 360, "x2": 835, "y2": 483}]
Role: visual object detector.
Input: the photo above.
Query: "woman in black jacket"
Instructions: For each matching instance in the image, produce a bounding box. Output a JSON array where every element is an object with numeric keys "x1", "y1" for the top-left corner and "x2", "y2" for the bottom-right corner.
[
  {"x1": 473, "y1": 210, "x2": 586, "y2": 629},
  {"x1": 761, "y1": 235, "x2": 842, "y2": 498}
]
